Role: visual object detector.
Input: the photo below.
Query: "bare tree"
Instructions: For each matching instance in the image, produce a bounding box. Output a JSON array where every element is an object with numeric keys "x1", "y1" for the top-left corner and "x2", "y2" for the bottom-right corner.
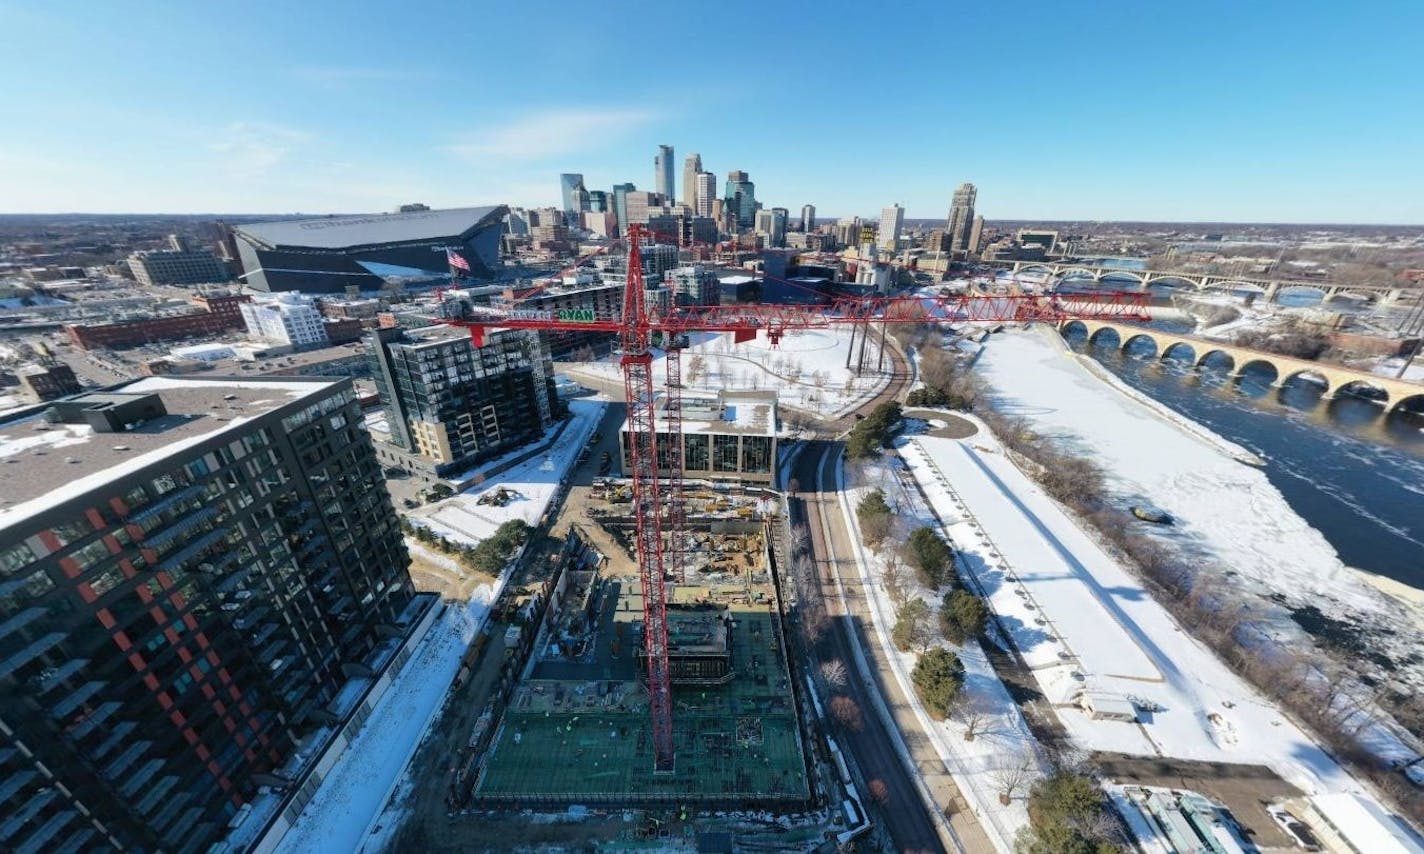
[
  {"x1": 992, "y1": 751, "x2": 1036, "y2": 805},
  {"x1": 953, "y1": 692, "x2": 993, "y2": 741},
  {"x1": 867, "y1": 779, "x2": 890, "y2": 805},
  {"x1": 881, "y1": 551, "x2": 910, "y2": 608},
  {"x1": 789, "y1": 524, "x2": 811, "y2": 558},
  {"x1": 819, "y1": 659, "x2": 848, "y2": 689},
  {"x1": 687, "y1": 354, "x2": 706, "y2": 384},
  {"x1": 830, "y1": 695, "x2": 864, "y2": 732}
]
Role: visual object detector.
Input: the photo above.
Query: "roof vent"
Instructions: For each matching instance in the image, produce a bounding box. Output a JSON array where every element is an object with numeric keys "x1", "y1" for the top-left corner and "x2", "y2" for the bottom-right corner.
[
  {"x1": 113, "y1": 445, "x2": 130, "y2": 451},
  {"x1": 223, "y1": 394, "x2": 238, "y2": 401},
  {"x1": 65, "y1": 456, "x2": 80, "y2": 464}
]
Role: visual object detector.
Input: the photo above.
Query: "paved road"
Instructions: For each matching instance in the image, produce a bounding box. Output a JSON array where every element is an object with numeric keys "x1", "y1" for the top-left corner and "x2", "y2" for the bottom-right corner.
[{"x1": 788, "y1": 442, "x2": 946, "y2": 854}]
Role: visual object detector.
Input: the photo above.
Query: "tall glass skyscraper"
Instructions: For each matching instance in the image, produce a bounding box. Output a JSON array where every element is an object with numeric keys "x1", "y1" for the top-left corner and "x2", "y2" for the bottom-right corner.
[
  {"x1": 947, "y1": 182, "x2": 977, "y2": 253},
  {"x1": 654, "y1": 145, "x2": 675, "y2": 204},
  {"x1": 612, "y1": 183, "x2": 636, "y2": 236},
  {"x1": 724, "y1": 170, "x2": 756, "y2": 230},
  {"x1": 560, "y1": 173, "x2": 585, "y2": 219}
]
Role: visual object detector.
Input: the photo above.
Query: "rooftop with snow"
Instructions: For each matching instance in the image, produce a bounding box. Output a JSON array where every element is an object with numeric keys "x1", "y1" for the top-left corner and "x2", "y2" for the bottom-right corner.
[{"x1": 0, "y1": 375, "x2": 341, "y2": 518}]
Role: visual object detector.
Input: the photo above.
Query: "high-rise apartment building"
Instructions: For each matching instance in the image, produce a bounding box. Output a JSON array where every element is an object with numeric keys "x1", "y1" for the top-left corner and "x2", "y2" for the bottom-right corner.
[
  {"x1": 128, "y1": 242, "x2": 230, "y2": 287},
  {"x1": 367, "y1": 325, "x2": 556, "y2": 474},
  {"x1": 947, "y1": 182, "x2": 977, "y2": 253},
  {"x1": 968, "y1": 214, "x2": 985, "y2": 255},
  {"x1": 240, "y1": 292, "x2": 330, "y2": 350},
  {"x1": 0, "y1": 376, "x2": 417, "y2": 853},
  {"x1": 724, "y1": 171, "x2": 757, "y2": 230},
  {"x1": 694, "y1": 173, "x2": 717, "y2": 219},
  {"x1": 879, "y1": 203, "x2": 905, "y2": 252},
  {"x1": 800, "y1": 204, "x2": 816, "y2": 233},
  {"x1": 664, "y1": 266, "x2": 721, "y2": 307},
  {"x1": 681, "y1": 153, "x2": 702, "y2": 215},
  {"x1": 559, "y1": 173, "x2": 585, "y2": 220},
  {"x1": 654, "y1": 145, "x2": 675, "y2": 203},
  {"x1": 586, "y1": 190, "x2": 609, "y2": 213}
]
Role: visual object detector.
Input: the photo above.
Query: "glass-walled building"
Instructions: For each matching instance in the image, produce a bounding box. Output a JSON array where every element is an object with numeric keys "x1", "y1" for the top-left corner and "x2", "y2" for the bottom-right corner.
[{"x1": 620, "y1": 390, "x2": 777, "y2": 484}]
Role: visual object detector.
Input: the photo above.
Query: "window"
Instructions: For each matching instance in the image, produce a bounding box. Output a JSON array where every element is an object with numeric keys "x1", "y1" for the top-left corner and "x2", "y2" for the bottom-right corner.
[
  {"x1": 713, "y1": 435, "x2": 740, "y2": 473},
  {"x1": 683, "y1": 434, "x2": 709, "y2": 471},
  {"x1": 0, "y1": 542, "x2": 37, "y2": 576},
  {"x1": 89, "y1": 566, "x2": 125, "y2": 598}
]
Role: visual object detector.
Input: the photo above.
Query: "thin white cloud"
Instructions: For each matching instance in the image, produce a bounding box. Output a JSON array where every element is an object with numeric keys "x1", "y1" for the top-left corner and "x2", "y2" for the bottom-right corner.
[
  {"x1": 444, "y1": 107, "x2": 656, "y2": 163},
  {"x1": 208, "y1": 122, "x2": 313, "y2": 174}
]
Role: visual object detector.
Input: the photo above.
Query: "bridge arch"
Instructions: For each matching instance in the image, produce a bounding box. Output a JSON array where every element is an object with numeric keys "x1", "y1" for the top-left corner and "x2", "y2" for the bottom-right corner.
[
  {"x1": 1281, "y1": 368, "x2": 1331, "y2": 390},
  {"x1": 1160, "y1": 341, "x2": 1197, "y2": 363},
  {"x1": 1122, "y1": 333, "x2": 1159, "y2": 356},
  {"x1": 1143, "y1": 274, "x2": 1199, "y2": 290},
  {"x1": 1060, "y1": 319, "x2": 1090, "y2": 338},
  {"x1": 1333, "y1": 379, "x2": 1390, "y2": 403},
  {"x1": 1204, "y1": 281, "x2": 1268, "y2": 294},
  {"x1": 1056, "y1": 266, "x2": 1102, "y2": 280},
  {"x1": 1237, "y1": 358, "x2": 1281, "y2": 384},
  {"x1": 1196, "y1": 349, "x2": 1237, "y2": 372},
  {"x1": 1087, "y1": 326, "x2": 1122, "y2": 349},
  {"x1": 1393, "y1": 393, "x2": 1424, "y2": 416},
  {"x1": 1018, "y1": 263, "x2": 1054, "y2": 275},
  {"x1": 1099, "y1": 270, "x2": 1146, "y2": 284}
]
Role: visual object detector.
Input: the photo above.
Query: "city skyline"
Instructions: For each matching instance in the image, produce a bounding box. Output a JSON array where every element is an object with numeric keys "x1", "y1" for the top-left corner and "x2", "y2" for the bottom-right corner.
[{"x1": 1, "y1": 1, "x2": 1422, "y2": 222}]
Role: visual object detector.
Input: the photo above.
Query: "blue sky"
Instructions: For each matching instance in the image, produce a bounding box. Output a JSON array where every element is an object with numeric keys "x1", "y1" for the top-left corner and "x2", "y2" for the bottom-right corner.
[{"x1": 2, "y1": 0, "x2": 1421, "y2": 222}]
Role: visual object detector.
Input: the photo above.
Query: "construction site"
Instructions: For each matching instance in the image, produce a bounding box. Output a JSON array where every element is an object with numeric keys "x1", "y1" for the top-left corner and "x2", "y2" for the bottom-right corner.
[
  {"x1": 379, "y1": 227, "x2": 1154, "y2": 850},
  {"x1": 446, "y1": 479, "x2": 810, "y2": 811}
]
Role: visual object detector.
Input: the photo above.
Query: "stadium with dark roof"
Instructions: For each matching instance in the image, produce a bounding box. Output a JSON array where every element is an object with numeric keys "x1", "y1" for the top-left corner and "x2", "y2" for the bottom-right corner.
[{"x1": 231, "y1": 205, "x2": 508, "y2": 293}]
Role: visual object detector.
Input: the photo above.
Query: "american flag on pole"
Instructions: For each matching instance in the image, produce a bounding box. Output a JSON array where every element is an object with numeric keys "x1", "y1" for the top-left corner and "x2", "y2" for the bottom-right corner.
[{"x1": 446, "y1": 248, "x2": 471, "y2": 272}]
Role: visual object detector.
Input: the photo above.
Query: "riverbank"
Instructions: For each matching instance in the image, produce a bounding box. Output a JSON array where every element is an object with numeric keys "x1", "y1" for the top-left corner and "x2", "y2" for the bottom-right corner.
[{"x1": 974, "y1": 327, "x2": 1424, "y2": 691}]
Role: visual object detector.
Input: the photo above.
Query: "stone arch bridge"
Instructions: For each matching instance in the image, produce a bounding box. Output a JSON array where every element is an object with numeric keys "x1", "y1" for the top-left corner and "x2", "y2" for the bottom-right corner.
[
  {"x1": 1060, "y1": 319, "x2": 1424, "y2": 414},
  {"x1": 999, "y1": 261, "x2": 1418, "y2": 307}
]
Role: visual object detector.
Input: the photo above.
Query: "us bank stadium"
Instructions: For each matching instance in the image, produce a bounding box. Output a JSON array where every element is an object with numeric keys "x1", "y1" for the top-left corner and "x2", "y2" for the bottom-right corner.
[{"x1": 232, "y1": 205, "x2": 508, "y2": 293}]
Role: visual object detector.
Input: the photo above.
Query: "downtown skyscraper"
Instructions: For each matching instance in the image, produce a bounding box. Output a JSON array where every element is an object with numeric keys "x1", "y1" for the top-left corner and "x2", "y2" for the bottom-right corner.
[
  {"x1": 947, "y1": 182, "x2": 977, "y2": 253},
  {"x1": 879, "y1": 203, "x2": 904, "y2": 252},
  {"x1": 654, "y1": 145, "x2": 675, "y2": 203},
  {"x1": 724, "y1": 170, "x2": 756, "y2": 230},
  {"x1": 681, "y1": 153, "x2": 702, "y2": 215}
]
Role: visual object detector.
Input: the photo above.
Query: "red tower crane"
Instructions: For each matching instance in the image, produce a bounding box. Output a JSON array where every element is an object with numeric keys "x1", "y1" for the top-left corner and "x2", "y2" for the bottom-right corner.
[{"x1": 441, "y1": 224, "x2": 1150, "y2": 773}]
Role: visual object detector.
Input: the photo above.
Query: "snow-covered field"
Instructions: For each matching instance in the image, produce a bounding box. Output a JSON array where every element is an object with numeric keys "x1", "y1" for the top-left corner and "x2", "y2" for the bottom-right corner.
[
  {"x1": 969, "y1": 327, "x2": 1422, "y2": 767},
  {"x1": 408, "y1": 399, "x2": 604, "y2": 545},
  {"x1": 896, "y1": 433, "x2": 1355, "y2": 793},
  {"x1": 564, "y1": 328, "x2": 891, "y2": 419},
  {"x1": 274, "y1": 594, "x2": 494, "y2": 854},
  {"x1": 980, "y1": 328, "x2": 1418, "y2": 629}
]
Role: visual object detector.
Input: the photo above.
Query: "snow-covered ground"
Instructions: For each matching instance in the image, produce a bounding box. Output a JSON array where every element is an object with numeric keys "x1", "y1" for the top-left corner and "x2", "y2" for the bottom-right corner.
[
  {"x1": 1370, "y1": 354, "x2": 1424, "y2": 383},
  {"x1": 897, "y1": 434, "x2": 1356, "y2": 793},
  {"x1": 969, "y1": 327, "x2": 1422, "y2": 767},
  {"x1": 274, "y1": 594, "x2": 494, "y2": 854},
  {"x1": 407, "y1": 399, "x2": 604, "y2": 545},
  {"x1": 564, "y1": 328, "x2": 891, "y2": 419},
  {"x1": 838, "y1": 458, "x2": 1040, "y2": 852}
]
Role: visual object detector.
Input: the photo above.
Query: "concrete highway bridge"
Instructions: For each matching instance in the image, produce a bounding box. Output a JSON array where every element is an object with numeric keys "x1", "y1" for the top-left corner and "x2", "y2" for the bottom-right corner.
[
  {"x1": 1060, "y1": 319, "x2": 1424, "y2": 414},
  {"x1": 995, "y1": 260, "x2": 1418, "y2": 307}
]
